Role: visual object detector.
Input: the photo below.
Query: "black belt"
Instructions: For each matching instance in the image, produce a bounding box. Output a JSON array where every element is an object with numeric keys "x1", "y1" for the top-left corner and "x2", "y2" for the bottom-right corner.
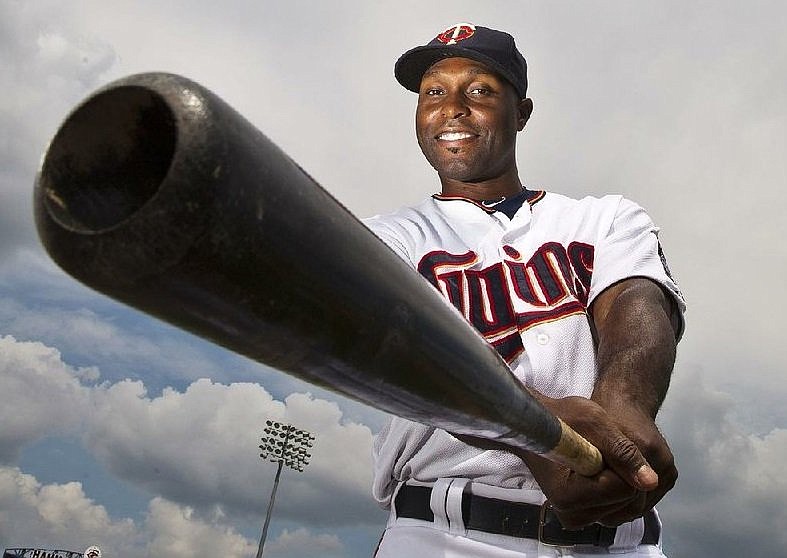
[{"x1": 394, "y1": 484, "x2": 660, "y2": 547}]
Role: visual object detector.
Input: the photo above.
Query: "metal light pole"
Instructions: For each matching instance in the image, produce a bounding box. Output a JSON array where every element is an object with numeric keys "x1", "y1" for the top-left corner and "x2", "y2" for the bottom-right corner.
[{"x1": 256, "y1": 420, "x2": 315, "y2": 558}]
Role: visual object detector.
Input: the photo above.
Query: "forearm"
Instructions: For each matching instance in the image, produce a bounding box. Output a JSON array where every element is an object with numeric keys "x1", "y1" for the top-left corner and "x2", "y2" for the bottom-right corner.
[{"x1": 591, "y1": 278, "x2": 679, "y2": 417}]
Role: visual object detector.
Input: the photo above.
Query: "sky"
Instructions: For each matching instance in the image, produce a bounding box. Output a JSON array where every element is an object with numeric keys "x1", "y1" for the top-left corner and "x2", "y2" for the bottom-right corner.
[{"x1": 1, "y1": 1, "x2": 786, "y2": 556}]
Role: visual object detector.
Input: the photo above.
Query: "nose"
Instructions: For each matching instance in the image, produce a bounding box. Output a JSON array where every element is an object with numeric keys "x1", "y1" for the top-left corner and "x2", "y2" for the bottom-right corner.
[{"x1": 440, "y1": 91, "x2": 469, "y2": 119}]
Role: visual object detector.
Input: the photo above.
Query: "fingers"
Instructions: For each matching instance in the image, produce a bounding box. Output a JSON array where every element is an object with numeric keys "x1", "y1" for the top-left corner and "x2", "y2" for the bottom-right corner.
[
  {"x1": 471, "y1": 393, "x2": 678, "y2": 530},
  {"x1": 589, "y1": 410, "x2": 678, "y2": 525},
  {"x1": 523, "y1": 450, "x2": 644, "y2": 528},
  {"x1": 641, "y1": 429, "x2": 678, "y2": 501},
  {"x1": 546, "y1": 470, "x2": 637, "y2": 528},
  {"x1": 529, "y1": 395, "x2": 679, "y2": 528},
  {"x1": 615, "y1": 413, "x2": 679, "y2": 506},
  {"x1": 642, "y1": 461, "x2": 677, "y2": 510},
  {"x1": 551, "y1": 397, "x2": 658, "y2": 492},
  {"x1": 600, "y1": 433, "x2": 659, "y2": 491}
]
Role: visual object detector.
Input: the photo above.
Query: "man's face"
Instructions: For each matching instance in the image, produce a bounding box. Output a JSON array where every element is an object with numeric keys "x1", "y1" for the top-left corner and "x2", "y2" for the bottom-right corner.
[{"x1": 415, "y1": 57, "x2": 528, "y2": 184}]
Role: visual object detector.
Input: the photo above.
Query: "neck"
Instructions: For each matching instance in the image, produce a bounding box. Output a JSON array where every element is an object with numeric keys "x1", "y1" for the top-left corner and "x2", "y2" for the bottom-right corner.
[{"x1": 438, "y1": 168, "x2": 524, "y2": 201}]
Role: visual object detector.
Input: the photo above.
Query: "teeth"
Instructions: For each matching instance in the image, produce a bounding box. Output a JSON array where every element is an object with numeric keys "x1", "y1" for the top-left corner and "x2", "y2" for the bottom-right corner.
[{"x1": 438, "y1": 131, "x2": 473, "y2": 141}]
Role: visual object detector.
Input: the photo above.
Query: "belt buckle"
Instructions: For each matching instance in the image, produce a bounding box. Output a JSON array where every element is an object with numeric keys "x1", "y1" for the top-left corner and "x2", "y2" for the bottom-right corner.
[{"x1": 538, "y1": 502, "x2": 574, "y2": 548}]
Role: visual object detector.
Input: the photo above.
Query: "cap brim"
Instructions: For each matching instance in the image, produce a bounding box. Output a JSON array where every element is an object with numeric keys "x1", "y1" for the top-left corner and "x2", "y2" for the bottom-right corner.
[{"x1": 394, "y1": 45, "x2": 521, "y2": 97}]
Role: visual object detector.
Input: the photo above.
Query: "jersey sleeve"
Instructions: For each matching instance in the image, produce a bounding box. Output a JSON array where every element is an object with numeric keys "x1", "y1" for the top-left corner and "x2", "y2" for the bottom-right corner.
[
  {"x1": 587, "y1": 197, "x2": 686, "y2": 338},
  {"x1": 361, "y1": 216, "x2": 417, "y2": 268}
]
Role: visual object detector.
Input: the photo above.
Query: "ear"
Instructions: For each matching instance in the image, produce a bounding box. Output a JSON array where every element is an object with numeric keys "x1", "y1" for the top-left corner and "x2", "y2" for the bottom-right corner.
[{"x1": 517, "y1": 98, "x2": 533, "y2": 131}]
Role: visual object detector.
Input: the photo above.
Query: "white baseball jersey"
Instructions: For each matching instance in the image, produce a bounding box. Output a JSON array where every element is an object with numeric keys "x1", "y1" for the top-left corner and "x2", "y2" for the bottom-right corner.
[{"x1": 363, "y1": 189, "x2": 686, "y2": 510}]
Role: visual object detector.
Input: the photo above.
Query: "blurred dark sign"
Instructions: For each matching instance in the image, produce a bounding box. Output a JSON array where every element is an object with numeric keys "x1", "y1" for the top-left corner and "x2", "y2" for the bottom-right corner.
[{"x1": 3, "y1": 549, "x2": 84, "y2": 558}]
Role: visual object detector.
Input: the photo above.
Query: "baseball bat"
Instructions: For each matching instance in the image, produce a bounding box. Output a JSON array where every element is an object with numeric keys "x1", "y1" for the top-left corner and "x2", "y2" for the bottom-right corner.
[{"x1": 34, "y1": 73, "x2": 602, "y2": 476}]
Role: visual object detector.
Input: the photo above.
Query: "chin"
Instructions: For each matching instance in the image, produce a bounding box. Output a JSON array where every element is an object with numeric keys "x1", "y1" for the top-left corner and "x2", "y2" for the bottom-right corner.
[
  {"x1": 429, "y1": 156, "x2": 482, "y2": 182},
  {"x1": 437, "y1": 166, "x2": 487, "y2": 184}
]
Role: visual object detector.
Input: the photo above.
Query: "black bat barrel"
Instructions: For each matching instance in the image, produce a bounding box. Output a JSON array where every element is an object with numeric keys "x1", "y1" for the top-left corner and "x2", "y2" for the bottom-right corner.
[{"x1": 34, "y1": 73, "x2": 562, "y2": 455}]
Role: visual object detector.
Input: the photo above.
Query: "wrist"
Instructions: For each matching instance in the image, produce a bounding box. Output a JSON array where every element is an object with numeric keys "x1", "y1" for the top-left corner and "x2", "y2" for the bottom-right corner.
[{"x1": 591, "y1": 381, "x2": 661, "y2": 419}]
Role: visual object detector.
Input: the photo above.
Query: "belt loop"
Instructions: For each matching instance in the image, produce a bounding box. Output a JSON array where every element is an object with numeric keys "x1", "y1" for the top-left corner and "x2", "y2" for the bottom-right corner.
[
  {"x1": 445, "y1": 479, "x2": 469, "y2": 536},
  {"x1": 609, "y1": 516, "x2": 643, "y2": 551},
  {"x1": 430, "y1": 478, "x2": 453, "y2": 531},
  {"x1": 612, "y1": 509, "x2": 661, "y2": 549}
]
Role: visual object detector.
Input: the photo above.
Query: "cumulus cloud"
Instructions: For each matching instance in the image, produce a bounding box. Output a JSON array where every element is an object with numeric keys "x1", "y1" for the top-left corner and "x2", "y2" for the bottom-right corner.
[
  {"x1": 0, "y1": 335, "x2": 91, "y2": 463},
  {"x1": 0, "y1": 466, "x2": 265, "y2": 557},
  {"x1": 84, "y1": 379, "x2": 383, "y2": 526},
  {"x1": 0, "y1": 466, "x2": 138, "y2": 554},
  {"x1": 0, "y1": 335, "x2": 384, "y2": 531},
  {"x1": 0, "y1": 466, "x2": 354, "y2": 558},
  {"x1": 144, "y1": 497, "x2": 256, "y2": 558}
]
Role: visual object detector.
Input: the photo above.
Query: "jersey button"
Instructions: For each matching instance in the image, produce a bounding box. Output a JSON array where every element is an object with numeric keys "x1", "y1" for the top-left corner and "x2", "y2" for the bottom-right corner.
[{"x1": 536, "y1": 333, "x2": 549, "y2": 345}]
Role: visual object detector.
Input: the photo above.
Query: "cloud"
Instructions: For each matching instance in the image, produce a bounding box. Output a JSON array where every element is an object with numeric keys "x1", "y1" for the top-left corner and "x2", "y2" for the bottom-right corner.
[
  {"x1": 0, "y1": 465, "x2": 354, "y2": 558},
  {"x1": 0, "y1": 334, "x2": 385, "y2": 530},
  {"x1": 0, "y1": 335, "x2": 91, "y2": 463},
  {"x1": 0, "y1": 251, "x2": 253, "y2": 388},
  {"x1": 144, "y1": 497, "x2": 256, "y2": 558},
  {"x1": 0, "y1": 0, "x2": 116, "y2": 258},
  {"x1": 0, "y1": 466, "x2": 262, "y2": 558},
  {"x1": 0, "y1": 295, "x2": 224, "y2": 385},
  {"x1": 84, "y1": 379, "x2": 383, "y2": 526},
  {"x1": 659, "y1": 368, "x2": 787, "y2": 556},
  {"x1": 0, "y1": 466, "x2": 138, "y2": 555},
  {"x1": 264, "y1": 527, "x2": 345, "y2": 558}
]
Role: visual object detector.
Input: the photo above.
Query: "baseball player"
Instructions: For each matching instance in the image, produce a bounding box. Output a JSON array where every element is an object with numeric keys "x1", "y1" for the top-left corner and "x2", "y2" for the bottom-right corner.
[{"x1": 364, "y1": 24, "x2": 685, "y2": 557}]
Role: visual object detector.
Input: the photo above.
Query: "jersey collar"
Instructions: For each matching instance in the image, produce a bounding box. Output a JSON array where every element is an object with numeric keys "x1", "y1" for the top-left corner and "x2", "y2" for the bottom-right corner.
[{"x1": 431, "y1": 189, "x2": 546, "y2": 214}]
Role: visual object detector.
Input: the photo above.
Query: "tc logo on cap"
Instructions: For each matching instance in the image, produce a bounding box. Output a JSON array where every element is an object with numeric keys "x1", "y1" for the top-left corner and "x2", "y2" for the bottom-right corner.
[{"x1": 436, "y1": 23, "x2": 476, "y2": 45}]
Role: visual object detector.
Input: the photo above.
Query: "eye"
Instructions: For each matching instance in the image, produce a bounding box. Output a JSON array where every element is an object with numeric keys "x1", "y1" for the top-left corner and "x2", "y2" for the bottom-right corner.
[
  {"x1": 469, "y1": 86, "x2": 491, "y2": 96},
  {"x1": 424, "y1": 87, "x2": 444, "y2": 96}
]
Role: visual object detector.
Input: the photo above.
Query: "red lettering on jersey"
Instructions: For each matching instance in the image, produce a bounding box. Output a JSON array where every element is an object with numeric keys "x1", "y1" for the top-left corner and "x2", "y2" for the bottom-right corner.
[
  {"x1": 418, "y1": 250, "x2": 477, "y2": 317},
  {"x1": 417, "y1": 242, "x2": 595, "y2": 363},
  {"x1": 526, "y1": 242, "x2": 575, "y2": 305},
  {"x1": 503, "y1": 245, "x2": 545, "y2": 307},
  {"x1": 567, "y1": 242, "x2": 594, "y2": 306},
  {"x1": 465, "y1": 263, "x2": 518, "y2": 337}
]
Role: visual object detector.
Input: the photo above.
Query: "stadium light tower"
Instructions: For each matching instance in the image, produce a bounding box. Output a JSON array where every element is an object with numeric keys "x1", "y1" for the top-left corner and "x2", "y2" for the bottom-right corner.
[{"x1": 256, "y1": 420, "x2": 315, "y2": 558}]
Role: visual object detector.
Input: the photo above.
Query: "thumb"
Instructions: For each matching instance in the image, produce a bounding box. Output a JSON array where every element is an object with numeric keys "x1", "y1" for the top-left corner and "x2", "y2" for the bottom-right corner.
[{"x1": 603, "y1": 434, "x2": 658, "y2": 491}]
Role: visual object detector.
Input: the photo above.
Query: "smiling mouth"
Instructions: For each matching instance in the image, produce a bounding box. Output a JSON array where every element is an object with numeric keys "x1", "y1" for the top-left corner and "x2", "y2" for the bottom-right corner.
[{"x1": 436, "y1": 131, "x2": 476, "y2": 141}]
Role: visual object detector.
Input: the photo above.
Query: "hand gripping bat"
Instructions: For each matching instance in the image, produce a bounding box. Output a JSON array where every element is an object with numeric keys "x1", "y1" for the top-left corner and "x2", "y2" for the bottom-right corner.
[{"x1": 34, "y1": 73, "x2": 602, "y2": 476}]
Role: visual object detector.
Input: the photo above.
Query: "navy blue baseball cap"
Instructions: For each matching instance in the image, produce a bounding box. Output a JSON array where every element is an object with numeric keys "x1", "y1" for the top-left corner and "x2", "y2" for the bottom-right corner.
[{"x1": 395, "y1": 23, "x2": 528, "y2": 99}]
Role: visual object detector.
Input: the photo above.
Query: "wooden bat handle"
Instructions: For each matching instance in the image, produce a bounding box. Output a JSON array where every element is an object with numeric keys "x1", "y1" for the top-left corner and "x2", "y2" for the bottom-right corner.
[{"x1": 543, "y1": 419, "x2": 604, "y2": 476}]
